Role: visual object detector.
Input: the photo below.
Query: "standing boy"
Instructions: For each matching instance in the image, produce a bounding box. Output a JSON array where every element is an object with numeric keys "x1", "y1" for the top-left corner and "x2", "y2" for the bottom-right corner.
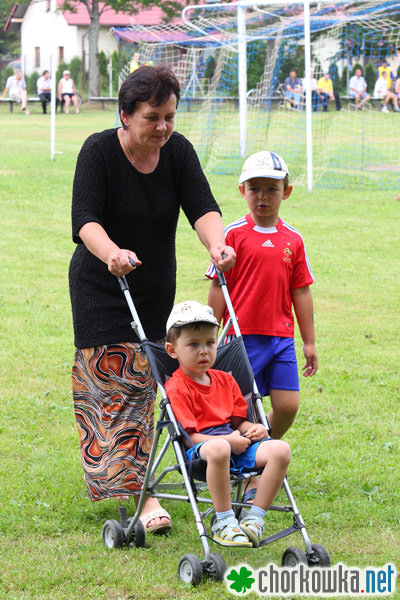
[
  {"x1": 165, "y1": 300, "x2": 291, "y2": 547},
  {"x1": 206, "y1": 151, "x2": 318, "y2": 440}
]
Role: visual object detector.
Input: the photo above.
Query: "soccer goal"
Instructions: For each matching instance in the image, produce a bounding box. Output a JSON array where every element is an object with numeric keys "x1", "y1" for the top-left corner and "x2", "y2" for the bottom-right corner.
[{"x1": 112, "y1": 1, "x2": 400, "y2": 190}]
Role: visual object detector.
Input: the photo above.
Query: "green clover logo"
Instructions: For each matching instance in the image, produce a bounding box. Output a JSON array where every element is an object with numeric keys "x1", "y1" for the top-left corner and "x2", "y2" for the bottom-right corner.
[{"x1": 226, "y1": 565, "x2": 255, "y2": 594}]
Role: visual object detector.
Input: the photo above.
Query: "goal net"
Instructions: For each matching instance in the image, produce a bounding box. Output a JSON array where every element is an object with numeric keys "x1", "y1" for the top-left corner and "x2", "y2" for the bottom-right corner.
[{"x1": 112, "y1": 1, "x2": 400, "y2": 190}]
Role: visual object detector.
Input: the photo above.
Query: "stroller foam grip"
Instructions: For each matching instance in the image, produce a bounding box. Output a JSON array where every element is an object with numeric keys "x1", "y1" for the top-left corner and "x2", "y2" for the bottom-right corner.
[{"x1": 216, "y1": 252, "x2": 228, "y2": 285}]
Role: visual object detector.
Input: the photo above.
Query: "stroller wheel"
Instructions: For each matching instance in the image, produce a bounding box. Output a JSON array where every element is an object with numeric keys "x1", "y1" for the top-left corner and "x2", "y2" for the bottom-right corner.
[
  {"x1": 204, "y1": 553, "x2": 227, "y2": 581},
  {"x1": 102, "y1": 519, "x2": 124, "y2": 548},
  {"x1": 131, "y1": 518, "x2": 146, "y2": 548},
  {"x1": 282, "y1": 546, "x2": 308, "y2": 567},
  {"x1": 307, "y1": 543, "x2": 331, "y2": 567},
  {"x1": 178, "y1": 553, "x2": 203, "y2": 586}
]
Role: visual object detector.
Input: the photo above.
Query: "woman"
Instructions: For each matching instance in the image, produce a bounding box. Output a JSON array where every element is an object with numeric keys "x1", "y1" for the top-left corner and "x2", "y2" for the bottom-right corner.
[
  {"x1": 69, "y1": 65, "x2": 235, "y2": 532},
  {"x1": 58, "y1": 70, "x2": 79, "y2": 114}
]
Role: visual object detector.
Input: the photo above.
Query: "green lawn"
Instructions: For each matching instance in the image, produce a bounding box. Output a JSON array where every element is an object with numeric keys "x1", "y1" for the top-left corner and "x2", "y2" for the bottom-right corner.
[{"x1": 0, "y1": 108, "x2": 399, "y2": 600}]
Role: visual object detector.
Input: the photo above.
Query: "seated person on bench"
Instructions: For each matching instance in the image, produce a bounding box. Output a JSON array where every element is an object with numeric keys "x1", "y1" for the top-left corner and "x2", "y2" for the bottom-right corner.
[{"x1": 1, "y1": 69, "x2": 29, "y2": 114}]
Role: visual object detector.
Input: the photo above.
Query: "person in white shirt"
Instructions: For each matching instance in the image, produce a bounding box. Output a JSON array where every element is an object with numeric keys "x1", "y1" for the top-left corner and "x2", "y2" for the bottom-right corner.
[
  {"x1": 302, "y1": 72, "x2": 319, "y2": 111},
  {"x1": 37, "y1": 70, "x2": 59, "y2": 114},
  {"x1": 57, "y1": 70, "x2": 80, "y2": 114},
  {"x1": 349, "y1": 67, "x2": 370, "y2": 110},
  {"x1": 373, "y1": 71, "x2": 399, "y2": 113},
  {"x1": 1, "y1": 70, "x2": 29, "y2": 114}
]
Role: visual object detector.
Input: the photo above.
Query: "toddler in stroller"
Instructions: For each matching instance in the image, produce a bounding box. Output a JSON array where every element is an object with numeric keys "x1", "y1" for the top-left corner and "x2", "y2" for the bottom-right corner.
[
  {"x1": 102, "y1": 269, "x2": 330, "y2": 585},
  {"x1": 164, "y1": 300, "x2": 291, "y2": 548}
]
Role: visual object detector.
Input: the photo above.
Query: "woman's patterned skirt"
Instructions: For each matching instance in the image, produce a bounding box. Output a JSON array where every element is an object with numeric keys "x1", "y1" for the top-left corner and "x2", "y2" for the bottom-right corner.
[{"x1": 72, "y1": 343, "x2": 156, "y2": 501}]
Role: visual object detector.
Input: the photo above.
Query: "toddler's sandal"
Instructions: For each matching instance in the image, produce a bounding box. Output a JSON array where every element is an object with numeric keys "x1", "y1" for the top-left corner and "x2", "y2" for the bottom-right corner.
[{"x1": 212, "y1": 517, "x2": 252, "y2": 547}]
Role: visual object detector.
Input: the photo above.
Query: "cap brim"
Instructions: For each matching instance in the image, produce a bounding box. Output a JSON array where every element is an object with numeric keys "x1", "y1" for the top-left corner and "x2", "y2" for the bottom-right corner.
[
  {"x1": 170, "y1": 317, "x2": 218, "y2": 328},
  {"x1": 166, "y1": 315, "x2": 219, "y2": 333},
  {"x1": 239, "y1": 169, "x2": 287, "y2": 183}
]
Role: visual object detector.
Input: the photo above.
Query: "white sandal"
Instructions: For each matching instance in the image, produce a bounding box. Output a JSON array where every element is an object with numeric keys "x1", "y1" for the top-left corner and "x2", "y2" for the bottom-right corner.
[{"x1": 139, "y1": 508, "x2": 172, "y2": 533}]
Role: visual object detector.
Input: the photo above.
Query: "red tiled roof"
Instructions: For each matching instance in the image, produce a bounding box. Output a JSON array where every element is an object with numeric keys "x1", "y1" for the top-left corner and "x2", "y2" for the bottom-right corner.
[{"x1": 59, "y1": 1, "x2": 180, "y2": 27}]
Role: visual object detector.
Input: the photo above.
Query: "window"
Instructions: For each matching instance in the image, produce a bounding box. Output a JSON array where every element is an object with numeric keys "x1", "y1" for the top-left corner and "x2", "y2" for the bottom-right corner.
[
  {"x1": 34, "y1": 47, "x2": 40, "y2": 68},
  {"x1": 59, "y1": 47, "x2": 64, "y2": 63}
]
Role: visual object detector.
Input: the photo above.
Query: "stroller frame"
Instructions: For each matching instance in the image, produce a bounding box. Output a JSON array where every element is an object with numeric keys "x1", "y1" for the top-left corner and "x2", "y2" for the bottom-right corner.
[{"x1": 102, "y1": 270, "x2": 330, "y2": 585}]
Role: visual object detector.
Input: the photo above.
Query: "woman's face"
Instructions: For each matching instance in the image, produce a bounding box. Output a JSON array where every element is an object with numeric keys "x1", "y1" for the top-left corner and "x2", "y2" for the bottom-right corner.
[{"x1": 123, "y1": 94, "x2": 177, "y2": 150}]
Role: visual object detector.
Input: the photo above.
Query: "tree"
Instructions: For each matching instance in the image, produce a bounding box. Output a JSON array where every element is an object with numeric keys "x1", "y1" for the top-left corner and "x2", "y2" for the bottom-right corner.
[
  {"x1": 0, "y1": 0, "x2": 20, "y2": 59},
  {"x1": 60, "y1": 0, "x2": 185, "y2": 97}
]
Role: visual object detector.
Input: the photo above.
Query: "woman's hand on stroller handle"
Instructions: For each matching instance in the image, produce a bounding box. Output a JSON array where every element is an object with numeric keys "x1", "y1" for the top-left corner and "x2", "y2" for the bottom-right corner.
[
  {"x1": 211, "y1": 246, "x2": 235, "y2": 273},
  {"x1": 108, "y1": 249, "x2": 141, "y2": 277}
]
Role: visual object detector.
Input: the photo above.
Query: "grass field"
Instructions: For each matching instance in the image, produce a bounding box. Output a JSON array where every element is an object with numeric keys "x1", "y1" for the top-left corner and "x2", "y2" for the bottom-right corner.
[{"x1": 0, "y1": 107, "x2": 399, "y2": 600}]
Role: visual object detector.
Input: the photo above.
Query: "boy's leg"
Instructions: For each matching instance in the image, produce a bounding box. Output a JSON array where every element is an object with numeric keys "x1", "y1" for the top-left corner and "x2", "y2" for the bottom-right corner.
[
  {"x1": 199, "y1": 438, "x2": 232, "y2": 511},
  {"x1": 239, "y1": 440, "x2": 290, "y2": 546},
  {"x1": 243, "y1": 335, "x2": 300, "y2": 440},
  {"x1": 268, "y1": 389, "x2": 299, "y2": 439},
  {"x1": 252, "y1": 440, "x2": 291, "y2": 510},
  {"x1": 200, "y1": 439, "x2": 252, "y2": 547}
]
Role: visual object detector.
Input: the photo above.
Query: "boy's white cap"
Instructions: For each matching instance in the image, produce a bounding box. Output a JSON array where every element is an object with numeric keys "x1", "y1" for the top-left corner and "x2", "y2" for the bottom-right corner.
[
  {"x1": 63, "y1": 70, "x2": 70, "y2": 75},
  {"x1": 166, "y1": 301, "x2": 218, "y2": 333},
  {"x1": 239, "y1": 151, "x2": 289, "y2": 183}
]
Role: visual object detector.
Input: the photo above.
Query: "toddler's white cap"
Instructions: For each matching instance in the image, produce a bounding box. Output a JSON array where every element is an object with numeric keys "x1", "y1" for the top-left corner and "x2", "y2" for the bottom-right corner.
[
  {"x1": 166, "y1": 301, "x2": 219, "y2": 334},
  {"x1": 239, "y1": 151, "x2": 289, "y2": 183}
]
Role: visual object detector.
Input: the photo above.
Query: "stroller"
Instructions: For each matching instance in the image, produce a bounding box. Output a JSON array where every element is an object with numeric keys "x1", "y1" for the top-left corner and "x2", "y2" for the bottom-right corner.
[{"x1": 102, "y1": 266, "x2": 330, "y2": 585}]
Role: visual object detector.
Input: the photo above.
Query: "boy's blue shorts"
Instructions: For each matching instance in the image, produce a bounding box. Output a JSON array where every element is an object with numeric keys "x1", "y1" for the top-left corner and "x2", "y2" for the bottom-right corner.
[
  {"x1": 243, "y1": 335, "x2": 300, "y2": 396},
  {"x1": 186, "y1": 438, "x2": 270, "y2": 474}
]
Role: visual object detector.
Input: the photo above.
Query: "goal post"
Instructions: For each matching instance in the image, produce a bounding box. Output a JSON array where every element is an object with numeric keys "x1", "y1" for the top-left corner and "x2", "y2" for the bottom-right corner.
[
  {"x1": 112, "y1": 1, "x2": 400, "y2": 191},
  {"x1": 183, "y1": 0, "x2": 315, "y2": 191}
]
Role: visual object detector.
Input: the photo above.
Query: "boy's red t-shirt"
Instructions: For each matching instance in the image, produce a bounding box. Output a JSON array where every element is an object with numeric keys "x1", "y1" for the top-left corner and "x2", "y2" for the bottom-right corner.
[
  {"x1": 165, "y1": 367, "x2": 248, "y2": 432},
  {"x1": 205, "y1": 215, "x2": 314, "y2": 338}
]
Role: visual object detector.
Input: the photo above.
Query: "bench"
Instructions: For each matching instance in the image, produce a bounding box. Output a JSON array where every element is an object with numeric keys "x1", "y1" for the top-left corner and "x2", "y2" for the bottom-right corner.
[
  {"x1": 0, "y1": 92, "x2": 82, "y2": 113},
  {"x1": 88, "y1": 96, "x2": 118, "y2": 110},
  {"x1": 0, "y1": 97, "x2": 41, "y2": 112},
  {"x1": 340, "y1": 96, "x2": 383, "y2": 108}
]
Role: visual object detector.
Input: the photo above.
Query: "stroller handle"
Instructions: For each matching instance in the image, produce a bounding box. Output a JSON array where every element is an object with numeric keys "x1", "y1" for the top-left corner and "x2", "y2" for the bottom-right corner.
[
  {"x1": 117, "y1": 257, "x2": 137, "y2": 292},
  {"x1": 216, "y1": 253, "x2": 242, "y2": 339},
  {"x1": 216, "y1": 253, "x2": 228, "y2": 287}
]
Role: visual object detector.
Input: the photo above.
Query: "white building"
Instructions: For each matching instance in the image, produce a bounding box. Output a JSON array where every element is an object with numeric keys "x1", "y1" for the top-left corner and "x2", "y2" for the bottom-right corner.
[{"x1": 4, "y1": 1, "x2": 169, "y2": 75}]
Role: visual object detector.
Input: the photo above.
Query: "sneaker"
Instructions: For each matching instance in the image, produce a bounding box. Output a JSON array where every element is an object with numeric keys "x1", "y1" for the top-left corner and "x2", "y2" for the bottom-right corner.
[
  {"x1": 211, "y1": 516, "x2": 252, "y2": 547},
  {"x1": 381, "y1": 106, "x2": 389, "y2": 113},
  {"x1": 394, "y1": 107, "x2": 400, "y2": 112},
  {"x1": 239, "y1": 514, "x2": 265, "y2": 547}
]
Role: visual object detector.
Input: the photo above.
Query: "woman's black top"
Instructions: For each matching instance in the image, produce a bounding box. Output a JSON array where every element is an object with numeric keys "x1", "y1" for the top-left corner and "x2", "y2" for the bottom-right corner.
[{"x1": 69, "y1": 129, "x2": 220, "y2": 347}]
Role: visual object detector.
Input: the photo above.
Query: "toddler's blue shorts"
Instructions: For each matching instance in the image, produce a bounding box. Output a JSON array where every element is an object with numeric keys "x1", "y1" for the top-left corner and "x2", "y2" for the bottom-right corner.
[
  {"x1": 243, "y1": 335, "x2": 300, "y2": 396},
  {"x1": 186, "y1": 438, "x2": 270, "y2": 474}
]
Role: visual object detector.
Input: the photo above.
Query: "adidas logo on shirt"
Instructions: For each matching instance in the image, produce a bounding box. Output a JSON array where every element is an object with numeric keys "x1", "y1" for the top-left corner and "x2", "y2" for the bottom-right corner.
[{"x1": 262, "y1": 239, "x2": 274, "y2": 247}]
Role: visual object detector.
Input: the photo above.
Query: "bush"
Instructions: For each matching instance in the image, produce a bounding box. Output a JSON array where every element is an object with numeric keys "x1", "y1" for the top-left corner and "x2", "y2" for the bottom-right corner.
[
  {"x1": 26, "y1": 71, "x2": 39, "y2": 95},
  {"x1": 329, "y1": 62, "x2": 339, "y2": 86},
  {"x1": 69, "y1": 56, "x2": 82, "y2": 88},
  {"x1": 111, "y1": 50, "x2": 119, "y2": 93},
  {"x1": 0, "y1": 66, "x2": 13, "y2": 90},
  {"x1": 340, "y1": 66, "x2": 348, "y2": 95},
  {"x1": 365, "y1": 62, "x2": 377, "y2": 94}
]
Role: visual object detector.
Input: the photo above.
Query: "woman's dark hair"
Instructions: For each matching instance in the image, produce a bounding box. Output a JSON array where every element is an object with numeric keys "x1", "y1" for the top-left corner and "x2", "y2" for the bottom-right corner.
[{"x1": 119, "y1": 64, "x2": 181, "y2": 127}]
